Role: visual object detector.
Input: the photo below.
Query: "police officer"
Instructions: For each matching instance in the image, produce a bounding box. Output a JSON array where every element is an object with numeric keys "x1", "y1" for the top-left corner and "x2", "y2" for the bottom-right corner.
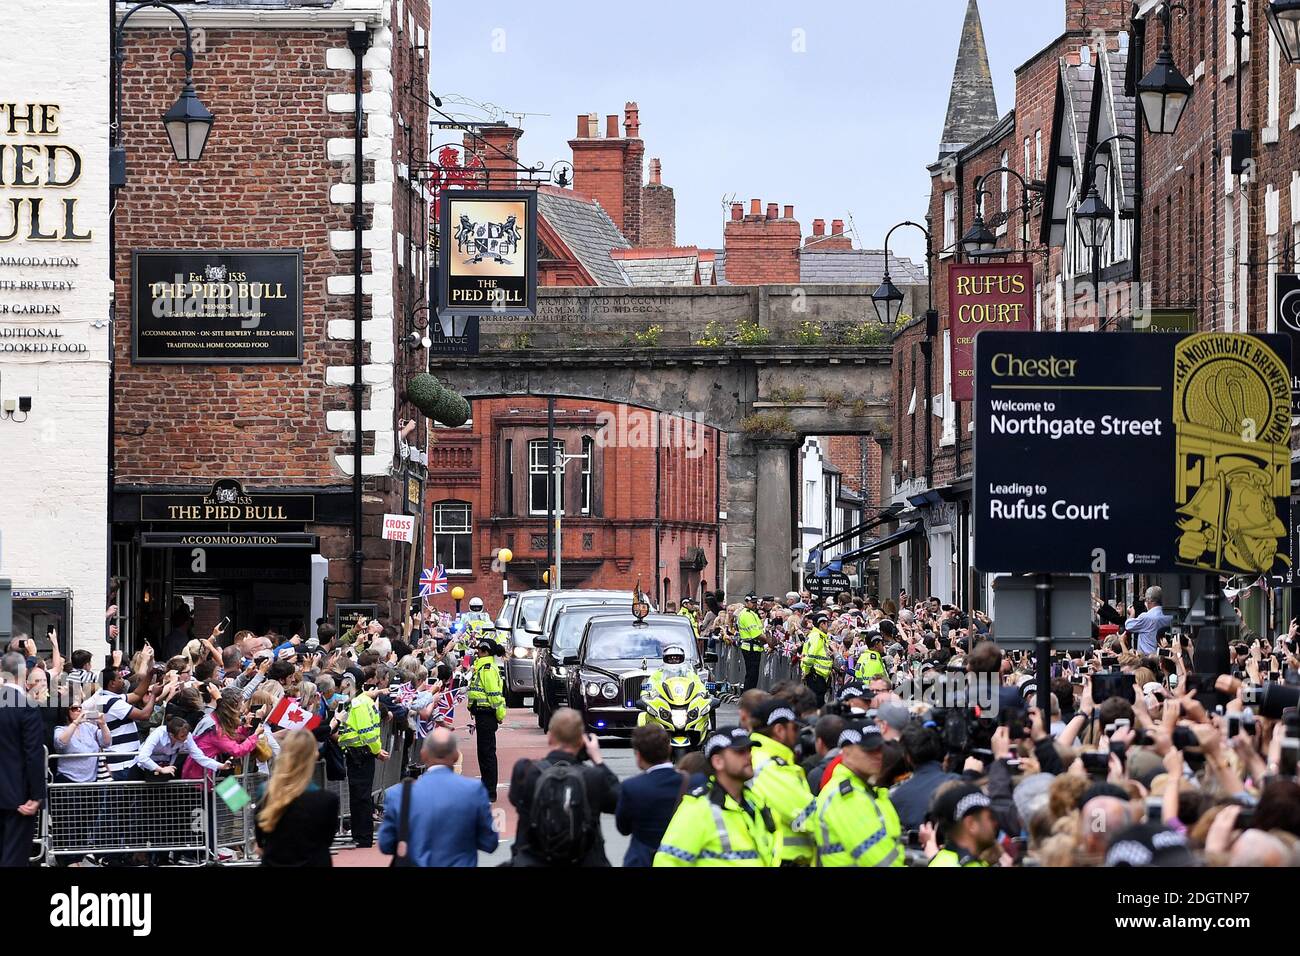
[
  {"x1": 654, "y1": 726, "x2": 775, "y2": 867},
  {"x1": 337, "y1": 679, "x2": 389, "y2": 848},
  {"x1": 855, "y1": 632, "x2": 888, "y2": 684},
  {"x1": 735, "y1": 594, "x2": 766, "y2": 691},
  {"x1": 797, "y1": 721, "x2": 903, "y2": 867},
  {"x1": 678, "y1": 598, "x2": 699, "y2": 637},
  {"x1": 463, "y1": 596, "x2": 492, "y2": 632},
  {"x1": 800, "y1": 613, "x2": 833, "y2": 704},
  {"x1": 927, "y1": 782, "x2": 996, "y2": 867},
  {"x1": 747, "y1": 698, "x2": 816, "y2": 866},
  {"x1": 467, "y1": 638, "x2": 506, "y2": 802}
]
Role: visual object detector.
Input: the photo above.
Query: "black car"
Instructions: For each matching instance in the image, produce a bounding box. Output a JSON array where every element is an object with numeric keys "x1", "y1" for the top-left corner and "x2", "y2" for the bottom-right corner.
[
  {"x1": 532, "y1": 597, "x2": 632, "y2": 731},
  {"x1": 563, "y1": 613, "x2": 699, "y2": 736}
]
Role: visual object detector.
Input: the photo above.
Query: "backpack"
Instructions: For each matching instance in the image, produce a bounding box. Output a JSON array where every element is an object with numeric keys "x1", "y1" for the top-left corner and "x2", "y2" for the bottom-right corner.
[{"x1": 528, "y1": 759, "x2": 595, "y2": 864}]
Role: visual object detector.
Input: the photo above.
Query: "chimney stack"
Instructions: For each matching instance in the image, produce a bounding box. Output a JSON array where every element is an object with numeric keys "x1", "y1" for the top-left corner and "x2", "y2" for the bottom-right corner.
[
  {"x1": 641, "y1": 157, "x2": 675, "y2": 247},
  {"x1": 569, "y1": 100, "x2": 646, "y2": 243},
  {"x1": 805, "y1": 216, "x2": 853, "y2": 250},
  {"x1": 723, "y1": 197, "x2": 802, "y2": 284},
  {"x1": 474, "y1": 123, "x2": 523, "y2": 188}
]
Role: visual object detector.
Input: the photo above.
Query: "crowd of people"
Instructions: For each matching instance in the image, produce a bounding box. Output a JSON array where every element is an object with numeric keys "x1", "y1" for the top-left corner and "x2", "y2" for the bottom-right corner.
[
  {"x1": 2, "y1": 580, "x2": 1298, "y2": 869},
  {"x1": 0, "y1": 604, "x2": 491, "y2": 867}
]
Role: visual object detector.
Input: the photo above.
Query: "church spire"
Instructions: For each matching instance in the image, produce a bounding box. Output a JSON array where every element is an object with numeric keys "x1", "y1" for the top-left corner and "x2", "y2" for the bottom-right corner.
[{"x1": 939, "y1": 0, "x2": 999, "y2": 159}]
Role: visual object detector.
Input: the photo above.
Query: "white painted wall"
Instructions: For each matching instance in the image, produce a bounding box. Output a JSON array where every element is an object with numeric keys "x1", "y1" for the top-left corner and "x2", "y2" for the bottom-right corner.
[{"x1": 0, "y1": 0, "x2": 111, "y2": 656}]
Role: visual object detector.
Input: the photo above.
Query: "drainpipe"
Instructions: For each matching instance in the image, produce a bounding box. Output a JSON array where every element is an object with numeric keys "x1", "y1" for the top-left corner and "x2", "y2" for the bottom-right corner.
[{"x1": 348, "y1": 25, "x2": 371, "y2": 604}]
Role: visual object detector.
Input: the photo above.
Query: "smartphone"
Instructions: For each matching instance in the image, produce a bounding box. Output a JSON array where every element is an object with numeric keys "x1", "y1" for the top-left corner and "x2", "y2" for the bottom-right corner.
[
  {"x1": 1158, "y1": 647, "x2": 1173, "y2": 658},
  {"x1": 218, "y1": 616, "x2": 231, "y2": 632}
]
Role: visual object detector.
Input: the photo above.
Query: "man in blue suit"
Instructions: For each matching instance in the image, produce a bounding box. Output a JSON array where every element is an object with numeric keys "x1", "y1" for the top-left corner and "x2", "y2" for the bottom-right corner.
[
  {"x1": 0, "y1": 652, "x2": 46, "y2": 868},
  {"x1": 615, "y1": 725, "x2": 684, "y2": 867},
  {"x1": 379, "y1": 728, "x2": 498, "y2": 867}
]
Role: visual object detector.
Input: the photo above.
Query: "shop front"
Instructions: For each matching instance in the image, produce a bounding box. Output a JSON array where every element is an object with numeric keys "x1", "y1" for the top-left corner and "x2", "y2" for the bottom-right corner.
[{"x1": 111, "y1": 478, "x2": 343, "y2": 651}]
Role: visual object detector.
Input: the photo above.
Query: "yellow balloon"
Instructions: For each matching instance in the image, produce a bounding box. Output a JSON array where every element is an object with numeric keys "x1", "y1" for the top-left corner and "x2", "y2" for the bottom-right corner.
[
  {"x1": 451, "y1": 586, "x2": 465, "y2": 601},
  {"x1": 542, "y1": 570, "x2": 549, "y2": 584},
  {"x1": 498, "y1": 547, "x2": 513, "y2": 564}
]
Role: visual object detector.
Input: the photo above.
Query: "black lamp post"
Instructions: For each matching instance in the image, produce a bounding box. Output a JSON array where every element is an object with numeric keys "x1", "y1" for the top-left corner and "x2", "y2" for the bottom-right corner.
[
  {"x1": 1268, "y1": 0, "x2": 1300, "y2": 62},
  {"x1": 1136, "y1": 2, "x2": 1193, "y2": 136},
  {"x1": 962, "y1": 165, "x2": 1040, "y2": 259},
  {"x1": 874, "y1": 221, "x2": 937, "y2": 486},
  {"x1": 112, "y1": 1, "x2": 215, "y2": 183},
  {"x1": 1074, "y1": 134, "x2": 1135, "y2": 330}
]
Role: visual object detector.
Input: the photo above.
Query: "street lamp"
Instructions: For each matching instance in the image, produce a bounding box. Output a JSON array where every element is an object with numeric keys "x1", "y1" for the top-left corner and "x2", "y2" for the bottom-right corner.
[
  {"x1": 960, "y1": 210, "x2": 998, "y2": 257},
  {"x1": 1074, "y1": 134, "x2": 1135, "y2": 329},
  {"x1": 1267, "y1": 0, "x2": 1300, "y2": 62},
  {"x1": 875, "y1": 221, "x2": 938, "y2": 485},
  {"x1": 1136, "y1": 2, "x2": 1193, "y2": 135},
  {"x1": 451, "y1": 585, "x2": 465, "y2": 615},
  {"x1": 497, "y1": 547, "x2": 513, "y2": 598},
  {"x1": 112, "y1": 2, "x2": 216, "y2": 182}
]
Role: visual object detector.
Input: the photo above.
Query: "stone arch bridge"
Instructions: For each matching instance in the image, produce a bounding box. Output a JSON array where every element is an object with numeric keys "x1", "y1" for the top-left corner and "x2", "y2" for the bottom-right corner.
[{"x1": 429, "y1": 345, "x2": 893, "y2": 598}]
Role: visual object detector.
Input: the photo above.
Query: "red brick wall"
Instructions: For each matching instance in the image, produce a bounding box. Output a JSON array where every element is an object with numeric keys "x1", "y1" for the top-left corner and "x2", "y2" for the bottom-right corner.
[
  {"x1": 1066, "y1": 0, "x2": 1131, "y2": 34},
  {"x1": 568, "y1": 105, "x2": 644, "y2": 244},
  {"x1": 722, "y1": 199, "x2": 801, "y2": 284},
  {"x1": 641, "y1": 184, "x2": 676, "y2": 248},
  {"x1": 113, "y1": 28, "x2": 358, "y2": 486},
  {"x1": 422, "y1": 398, "x2": 721, "y2": 615}
]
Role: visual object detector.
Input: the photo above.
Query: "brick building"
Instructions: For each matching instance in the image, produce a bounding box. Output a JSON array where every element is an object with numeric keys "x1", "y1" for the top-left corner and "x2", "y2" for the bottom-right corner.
[
  {"x1": 886, "y1": 0, "x2": 1137, "y2": 607},
  {"x1": 108, "y1": 0, "x2": 431, "y2": 646}
]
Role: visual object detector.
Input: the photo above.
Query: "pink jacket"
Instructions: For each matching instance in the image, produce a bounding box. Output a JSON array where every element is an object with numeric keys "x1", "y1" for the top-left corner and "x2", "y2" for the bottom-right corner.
[{"x1": 181, "y1": 723, "x2": 260, "y2": 779}]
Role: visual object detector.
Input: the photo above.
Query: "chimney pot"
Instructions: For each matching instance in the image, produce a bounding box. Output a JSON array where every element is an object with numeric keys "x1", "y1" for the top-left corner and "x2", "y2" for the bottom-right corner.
[
  {"x1": 750, "y1": 198, "x2": 761, "y2": 217},
  {"x1": 731, "y1": 202, "x2": 743, "y2": 221},
  {"x1": 812, "y1": 219, "x2": 825, "y2": 236},
  {"x1": 649, "y1": 158, "x2": 662, "y2": 185},
  {"x1": 606, "y1": 114, "x2": 619, "y2": 138},
  {"x1": 624, "y1": 101, "x2": 640, "y2": 138},
  {"x1": 576, "y1": 114, "x2": 588, "y2": 138},
  {"x1": 831, "y1": 219, "x2": 845, "y2": 235},
  {"x1": 766, "y1": 203, "x2": 778, "y2": 220},
  {"x1": 784, "y1": 204, "x2": 794, "y2": 219}
]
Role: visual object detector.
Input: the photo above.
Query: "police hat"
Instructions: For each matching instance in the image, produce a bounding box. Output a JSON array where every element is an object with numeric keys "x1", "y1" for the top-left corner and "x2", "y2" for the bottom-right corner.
[
  {"x1": 932, "y1": 783, "x2": 993, "y2": 825},
  {"x1": 867, "y1": 633, "x2": 886, "y2": 647},
  {"x1": 836, "y1": 720, "x2": 883, "y2": 751},
  {"x1": 476, "y1": 638, "x2": 503, "y2": 654},
  {"x1": 838, "y1": 684, "x2": 871, "y2": 702},
  {"x1": 751, "y1": 698, "x2": 801, "y2": 729},
  {"x1": 702, "y1": 725, "x2": 755, "y2": 759},
  {"x1": 744, "y1": 593, "x2": 758, "y2": 604}
]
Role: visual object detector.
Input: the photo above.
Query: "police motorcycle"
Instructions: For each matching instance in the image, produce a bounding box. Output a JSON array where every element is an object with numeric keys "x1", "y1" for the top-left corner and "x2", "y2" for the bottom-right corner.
[{"x1": 634, "y1": 644, "x2": 721, "y2": 761}]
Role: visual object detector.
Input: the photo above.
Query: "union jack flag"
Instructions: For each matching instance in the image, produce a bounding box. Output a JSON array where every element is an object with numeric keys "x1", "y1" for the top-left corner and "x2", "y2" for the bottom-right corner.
[{"x1": 420, "y1": 565, "x2": 448, "y2": 596}]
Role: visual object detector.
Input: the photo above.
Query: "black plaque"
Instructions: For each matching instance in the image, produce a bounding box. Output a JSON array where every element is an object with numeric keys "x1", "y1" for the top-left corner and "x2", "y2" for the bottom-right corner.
[
  {"x1": 141, "y1": 532, "x2": 318, "y2": 548},
  {"x1": 974, "y1": 332, "x2": 1292, "y2": 576},
  {"x1": 808, "y1": 572, "x2": 851, "y2": 598},
  {"x1": 132, "y1": 249, "x2": 303, "y2": 363},
  {"x1": 335, "y1": 602, "x2": 379, "y2": 637},
  {"x1": 141, "y1": 479, "x2": 315, "y2": 523},
  {"x1": 437, "y1": 190, "x2": 536, "y2": 318}
]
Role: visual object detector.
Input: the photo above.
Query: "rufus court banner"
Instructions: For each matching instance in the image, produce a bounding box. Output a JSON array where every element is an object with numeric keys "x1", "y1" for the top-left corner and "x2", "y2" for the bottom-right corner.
[
  {"x1": 132, "y1": 250, "x2": 303, "y2": 363},
  {"x1": 437, "y1": 190, "x2": 537, "y2": 317},
  {"x1": 974, "y1": 332, "x2": 1293, "y2": 576}
]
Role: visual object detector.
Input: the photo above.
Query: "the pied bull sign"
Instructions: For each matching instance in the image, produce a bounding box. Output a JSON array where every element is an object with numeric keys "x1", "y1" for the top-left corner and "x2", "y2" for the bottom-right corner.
[{"x1": 437, "y1": 190, "x2": 536, "y2": 318}]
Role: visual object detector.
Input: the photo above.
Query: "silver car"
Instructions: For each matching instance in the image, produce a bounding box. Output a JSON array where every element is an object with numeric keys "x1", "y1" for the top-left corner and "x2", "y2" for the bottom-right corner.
[{"x1": 503, "y1": 589, "x2": 549, "y2": 706}]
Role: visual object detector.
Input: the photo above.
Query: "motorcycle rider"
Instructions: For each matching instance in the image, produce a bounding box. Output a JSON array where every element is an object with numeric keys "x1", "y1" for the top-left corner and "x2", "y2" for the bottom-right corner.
[
  {"x1": 639, "y1": 645, "x2": 712, "y2": 747},
  {"x1": 462, "y1": 596, "x2": 493, "y2": 633}
]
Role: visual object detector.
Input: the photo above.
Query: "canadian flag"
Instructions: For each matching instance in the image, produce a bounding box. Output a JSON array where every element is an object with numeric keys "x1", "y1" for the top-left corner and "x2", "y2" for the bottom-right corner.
[{"x1": 268, "y1": 696, "x2": 321, "y2": 732}]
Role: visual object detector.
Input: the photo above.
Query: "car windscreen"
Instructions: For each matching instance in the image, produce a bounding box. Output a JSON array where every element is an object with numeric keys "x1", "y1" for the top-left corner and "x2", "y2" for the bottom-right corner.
[
  {"x1": 495, "y1": 597, "x2": 517, "y2": 630},
  {"x1": 518, "y1": 593, "x2": 547, "y2": 630},
  {"x1": 552, "y1": 607, "x2": 620, "y2": 656},
  {"x1": 584, "y1": 622, "x2": 697, "y2": 664},
  {"x1": 542, "y1": 594, "x2": 630, "y2": 634}
]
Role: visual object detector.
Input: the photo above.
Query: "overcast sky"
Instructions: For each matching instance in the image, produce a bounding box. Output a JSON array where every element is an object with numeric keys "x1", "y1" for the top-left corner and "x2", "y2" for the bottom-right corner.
[{"x1": 432, "y1": 0, "x2": 1067, "y2": 265}]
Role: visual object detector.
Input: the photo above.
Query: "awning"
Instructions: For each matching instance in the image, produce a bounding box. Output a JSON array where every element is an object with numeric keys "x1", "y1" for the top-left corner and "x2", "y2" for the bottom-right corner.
[{"x1": 835, "y1": 521, "x2": 923, "y2": 565}]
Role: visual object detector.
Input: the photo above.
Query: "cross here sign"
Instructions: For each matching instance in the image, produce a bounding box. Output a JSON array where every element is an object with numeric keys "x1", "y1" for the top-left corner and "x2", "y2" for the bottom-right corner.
[{"x1": 381, "y1": 513, "x2": 416, "y2": 543}]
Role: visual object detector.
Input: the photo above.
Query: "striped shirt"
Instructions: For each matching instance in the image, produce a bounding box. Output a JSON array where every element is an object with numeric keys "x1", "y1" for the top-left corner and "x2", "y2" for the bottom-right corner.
[{"x1": 84, "y1": 689, "x2": 142, "y2": 773}]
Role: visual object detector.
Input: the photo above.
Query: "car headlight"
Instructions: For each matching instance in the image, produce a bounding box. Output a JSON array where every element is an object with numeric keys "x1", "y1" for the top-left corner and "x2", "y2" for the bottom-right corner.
[
  {"x1": 586, "y1": 681, "x2": 602, "y2": 697},
  {"x1": 512, "y1": 646, "x2": 532, "y2": 659},
  {"x1": 601, "y1": 682, "x2": 618, "y2": 700}
]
